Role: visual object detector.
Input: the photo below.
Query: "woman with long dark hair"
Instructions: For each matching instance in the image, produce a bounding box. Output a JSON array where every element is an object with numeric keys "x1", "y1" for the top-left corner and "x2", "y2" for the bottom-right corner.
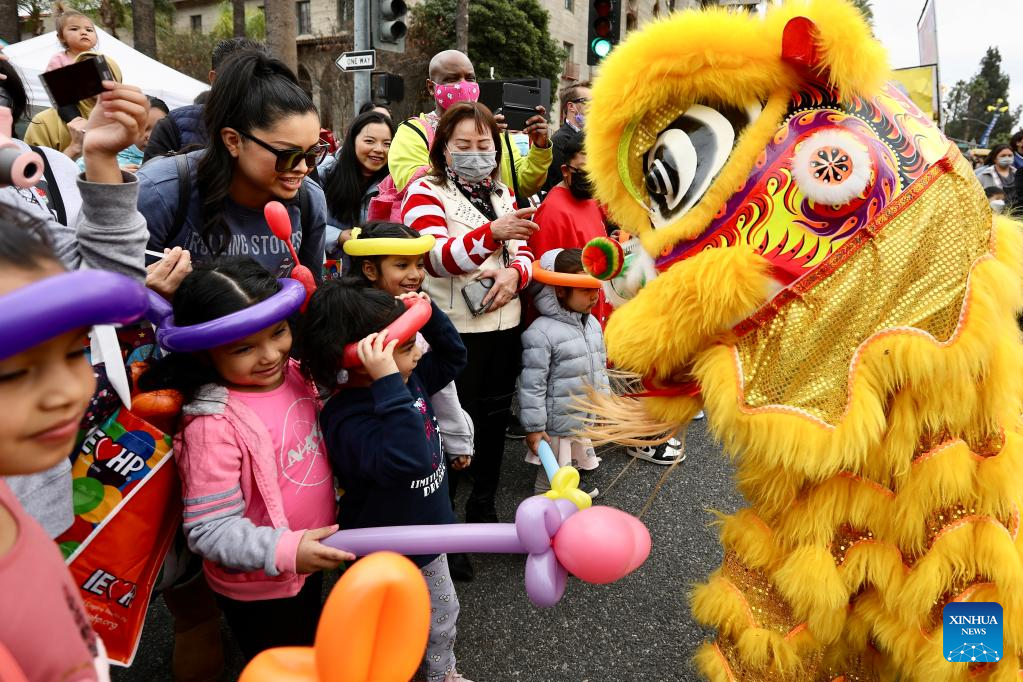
[
  {"x1": 138, "y1": 51, "x2": 328, "y2": 293},
  {"x1": 320, "y1": 111, "x2": 394, "y2": 262}
]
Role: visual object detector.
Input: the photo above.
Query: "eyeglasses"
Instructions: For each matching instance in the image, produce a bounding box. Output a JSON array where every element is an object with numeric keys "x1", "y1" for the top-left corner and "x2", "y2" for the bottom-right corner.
[
  {"x1": 237, "y1": 129, "x2": 329, "y2": 173},
  {"x1": 565, "y1": 165, "x2": 584, "y2": 174},
  {"x1": 570, "y1": 97, "x2": 589, "y2": 105}
]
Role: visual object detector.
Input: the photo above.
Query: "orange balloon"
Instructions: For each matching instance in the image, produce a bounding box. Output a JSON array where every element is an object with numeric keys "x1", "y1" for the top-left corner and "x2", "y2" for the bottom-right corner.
[
  {"x1": 239, "y1": 648, "x2": 316, "y2": 682},
  {"x1": 238, "y1": 552, "x2": 430, "y2": 682},
  {"x1": 317, "y1": 552, "x2": 430, "y2": 682},
  {"x1": 0, "y1": 642, "x2": 27, "y2": 682}
]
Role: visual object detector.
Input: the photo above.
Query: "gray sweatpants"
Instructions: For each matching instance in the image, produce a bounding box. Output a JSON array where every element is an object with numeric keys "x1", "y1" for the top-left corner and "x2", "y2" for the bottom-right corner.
[{"x1": 416, "y1": 554, "x2": 460, "y2": 681}]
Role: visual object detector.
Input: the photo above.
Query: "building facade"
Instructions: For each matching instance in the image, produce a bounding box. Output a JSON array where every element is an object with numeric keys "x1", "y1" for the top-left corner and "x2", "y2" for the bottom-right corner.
[{"x1": 167, "y1": 0, "x2": 714, "y2": 132}]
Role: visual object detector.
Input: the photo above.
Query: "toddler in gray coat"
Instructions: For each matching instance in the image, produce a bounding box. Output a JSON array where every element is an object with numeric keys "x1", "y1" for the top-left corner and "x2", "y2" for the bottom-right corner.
[{"x1": 519, "y1": 248, "x2": 609, "y2": 496}]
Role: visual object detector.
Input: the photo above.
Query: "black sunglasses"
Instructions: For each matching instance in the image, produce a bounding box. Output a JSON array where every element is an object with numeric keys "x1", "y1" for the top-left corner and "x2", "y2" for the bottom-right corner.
[{"x1": 237, "y1": 129, "x2": 329, "y2": 172}]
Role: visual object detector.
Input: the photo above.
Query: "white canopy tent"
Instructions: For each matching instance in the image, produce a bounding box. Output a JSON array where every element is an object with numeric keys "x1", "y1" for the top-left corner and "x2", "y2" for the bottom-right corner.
[{"x1": 3, "y1": 28, "x2": 207, "y2": 111}]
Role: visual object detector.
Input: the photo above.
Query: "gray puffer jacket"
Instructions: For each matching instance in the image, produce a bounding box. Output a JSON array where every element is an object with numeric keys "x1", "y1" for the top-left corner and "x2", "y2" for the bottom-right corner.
[{"x1": 519, "y1": 250, "x2": 609, "y2": 437}]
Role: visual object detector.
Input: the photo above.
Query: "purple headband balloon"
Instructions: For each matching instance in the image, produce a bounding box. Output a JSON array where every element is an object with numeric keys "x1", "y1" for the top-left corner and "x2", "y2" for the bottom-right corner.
[
  {"x1": 0, "y1": 270, "x2": 149, "y2": 361},
  {"x1": 146, "y1": 278, "x2": 305, "y2": 353},
  {"x1": 323, "y1": 497, "x2": 652, "y2": 608}
]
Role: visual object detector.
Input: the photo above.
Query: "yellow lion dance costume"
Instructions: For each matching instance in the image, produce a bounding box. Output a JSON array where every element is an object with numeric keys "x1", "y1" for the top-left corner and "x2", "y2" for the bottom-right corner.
[{"x1": 581, "y1": 1, "x2": 1023, "y2": 679}]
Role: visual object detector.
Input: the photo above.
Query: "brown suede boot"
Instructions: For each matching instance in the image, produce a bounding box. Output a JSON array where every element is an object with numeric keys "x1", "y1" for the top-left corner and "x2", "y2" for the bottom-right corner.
[{"x1": 163, "y1": 574, "x2": 225, "y2": 682}]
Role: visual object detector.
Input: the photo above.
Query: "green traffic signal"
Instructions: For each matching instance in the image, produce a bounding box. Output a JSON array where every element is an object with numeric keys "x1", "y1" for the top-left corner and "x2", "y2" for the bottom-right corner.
[{"x1": 591, "y1": 38, "x2": 612, "y2": 59}]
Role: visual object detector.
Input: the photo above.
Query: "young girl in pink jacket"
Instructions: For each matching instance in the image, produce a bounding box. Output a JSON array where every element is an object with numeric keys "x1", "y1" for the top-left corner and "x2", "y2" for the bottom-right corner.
[{"x1": 141, "y1": 258, "x2": 354, "y2": 660}]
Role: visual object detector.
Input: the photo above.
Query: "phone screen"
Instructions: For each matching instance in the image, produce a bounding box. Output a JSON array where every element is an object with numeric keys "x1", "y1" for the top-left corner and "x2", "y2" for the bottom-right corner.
[
  {"x1": 502, "y1": 84, "x2": 542, "y2": 131},
  {"x1": 40, "y1": 56, "x2": 112, "y2": 109}
]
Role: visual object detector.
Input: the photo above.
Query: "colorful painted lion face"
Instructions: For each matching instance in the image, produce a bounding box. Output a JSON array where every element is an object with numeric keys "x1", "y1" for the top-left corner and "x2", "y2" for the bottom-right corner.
[{"x1": 585, "y1": 0, "x2": 963, "y2": 409}]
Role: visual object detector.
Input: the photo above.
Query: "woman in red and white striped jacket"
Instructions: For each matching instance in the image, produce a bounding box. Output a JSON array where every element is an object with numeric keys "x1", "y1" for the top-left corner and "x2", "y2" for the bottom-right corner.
[{"x1": 400, "y1": 101, "x2": 537, "y2": 537}]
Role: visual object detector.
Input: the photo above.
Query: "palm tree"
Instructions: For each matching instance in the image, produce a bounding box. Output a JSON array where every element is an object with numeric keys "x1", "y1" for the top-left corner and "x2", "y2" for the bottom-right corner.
[
  {"x1": 133, "y1": 0, "x2": 157, "y2": 57},
  {"x1": 0, "y1": 0, "x2": 17, "y2": 45},
  {"x1": 264, "y1": 0, "x2": 297, "y2": 73}
]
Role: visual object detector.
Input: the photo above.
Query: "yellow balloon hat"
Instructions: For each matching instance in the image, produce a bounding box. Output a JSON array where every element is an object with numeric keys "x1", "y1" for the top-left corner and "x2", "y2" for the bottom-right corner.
[{"x1": 342, "y1": 227, "x2": 436, "y2": 257}]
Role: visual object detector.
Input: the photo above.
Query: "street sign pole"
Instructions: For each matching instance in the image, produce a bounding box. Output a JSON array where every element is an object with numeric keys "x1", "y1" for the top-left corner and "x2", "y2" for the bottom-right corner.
[{"x1": 353, "y1": 0, "x2": 371, "y2": 113}]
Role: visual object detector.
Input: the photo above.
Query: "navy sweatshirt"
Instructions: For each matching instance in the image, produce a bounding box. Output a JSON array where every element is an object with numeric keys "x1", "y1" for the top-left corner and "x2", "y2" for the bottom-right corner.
[{"x1": 320, "y1": 301, "x2": 467, "y2": 567}]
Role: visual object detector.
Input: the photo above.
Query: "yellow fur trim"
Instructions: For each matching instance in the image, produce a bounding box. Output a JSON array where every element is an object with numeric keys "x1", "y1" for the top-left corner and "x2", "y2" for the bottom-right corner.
[
  {"x1": 587, "y1": 0, "x2": 888, "y2": 252},
  {"x1": 604, "y1": 245, "x2": 773, "y2": 379},
  {"x1": 694, "y1": 642, "x2": 736, "y2": 682},
  {"x1": 714, "y1": 509, "x2": 782, "y2": 569},
  {"x1": 774, "y1": 545, "x2": 848, "y2": 643},
  {"x1": 691, "y1": 574, "x2": 756, "y2": 639}
]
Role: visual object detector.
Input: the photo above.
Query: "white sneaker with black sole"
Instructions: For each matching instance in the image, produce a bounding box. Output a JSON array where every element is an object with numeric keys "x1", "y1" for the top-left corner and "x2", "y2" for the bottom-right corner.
[{"x1": 626, "y1": 438, "x2": 686, "y2": 465}]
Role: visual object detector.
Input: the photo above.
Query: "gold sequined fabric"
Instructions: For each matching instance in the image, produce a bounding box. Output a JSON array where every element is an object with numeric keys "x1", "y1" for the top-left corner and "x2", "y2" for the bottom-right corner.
[{"x1": 733, "y1": 151, "x2": 990, "y2": 424}]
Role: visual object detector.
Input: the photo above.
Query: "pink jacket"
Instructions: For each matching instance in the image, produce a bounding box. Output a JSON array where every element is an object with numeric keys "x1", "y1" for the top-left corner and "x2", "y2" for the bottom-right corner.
[{"x1": 175, "y1": 362, "x2": 316, "y2": 601}]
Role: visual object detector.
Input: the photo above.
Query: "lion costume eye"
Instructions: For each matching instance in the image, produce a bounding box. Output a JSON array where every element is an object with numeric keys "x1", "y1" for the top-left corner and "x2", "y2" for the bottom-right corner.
[{"x1": 644, "y1": 103, "x2": 761, "y2": 229}]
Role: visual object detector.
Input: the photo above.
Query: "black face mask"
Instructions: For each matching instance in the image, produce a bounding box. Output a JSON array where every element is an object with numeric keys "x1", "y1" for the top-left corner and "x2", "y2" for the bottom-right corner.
[{"x1": 568, "y1": 171, "x2": 594, "y2": 200}]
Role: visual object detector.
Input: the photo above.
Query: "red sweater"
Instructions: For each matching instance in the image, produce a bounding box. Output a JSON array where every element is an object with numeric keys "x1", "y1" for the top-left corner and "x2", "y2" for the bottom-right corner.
[
  {"x1": 528, "y1": 186, "x2": 612, "y2": 327},
  {"x1": 529, "y1": 185, "x2": 607, "y2": 256}
]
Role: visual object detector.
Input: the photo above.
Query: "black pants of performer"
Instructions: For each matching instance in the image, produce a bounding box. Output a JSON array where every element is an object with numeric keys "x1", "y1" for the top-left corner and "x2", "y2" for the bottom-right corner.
[
  {"x1": 450, "y1": 327, "x2": 522, "y2": 522},
  {"x1": 215, "y1": 572, "x2": 323, "y2": 661}
]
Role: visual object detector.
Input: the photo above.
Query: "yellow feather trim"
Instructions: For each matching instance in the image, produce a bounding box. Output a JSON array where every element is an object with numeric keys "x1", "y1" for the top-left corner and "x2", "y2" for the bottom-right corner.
[
  {"x1": 604, "y1": 245, "x2": 774, "y2": 381},
  {"x1": 694, "y1": 642, "x2": 736, "y2": 682},
  {"x1": 691, "y1": 574, "x2": 755, "y2": 640},
  {"x1": 774, "y1": 545, "x2": 848, "y2": 642}
]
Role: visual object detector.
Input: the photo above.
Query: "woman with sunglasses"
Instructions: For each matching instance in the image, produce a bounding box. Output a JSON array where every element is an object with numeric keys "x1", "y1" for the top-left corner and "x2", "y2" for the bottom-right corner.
[{"x1": 138, "y1": 51, "x2": 328, "y2": 295}]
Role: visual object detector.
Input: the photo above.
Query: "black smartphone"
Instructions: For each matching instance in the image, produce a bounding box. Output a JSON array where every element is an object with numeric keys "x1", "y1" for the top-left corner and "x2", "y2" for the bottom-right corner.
[
  {"x1": 461, "y1": 277, "x2": 495, "y2": 317},
  {"x1": 40, "y1": 56, "x2": 114, "y2": 110},
  {"x1": 501, "y1": 83, "x2": 543, "y2": 131}
]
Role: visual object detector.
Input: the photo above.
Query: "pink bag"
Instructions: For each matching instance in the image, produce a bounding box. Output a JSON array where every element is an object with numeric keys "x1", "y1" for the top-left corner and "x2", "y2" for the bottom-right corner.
[{"x1": 368, "y1": 117, "x2": 434, "y2": 223}]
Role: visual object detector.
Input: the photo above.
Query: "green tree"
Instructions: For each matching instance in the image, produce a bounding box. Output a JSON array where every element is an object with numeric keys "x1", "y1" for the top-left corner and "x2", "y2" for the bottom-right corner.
[
  {"x1": 408, "y1": 0, "x2": 565, "y2": 84},
  {"x1": 849, "y1": 0, "x2": 873, "y2": 25},
  {"x1": 944, "y1": 47, "x2": 1021, "y2": 146},
  {"x1": 211, "y1": 1, "x2": 264, "y2": 39}
]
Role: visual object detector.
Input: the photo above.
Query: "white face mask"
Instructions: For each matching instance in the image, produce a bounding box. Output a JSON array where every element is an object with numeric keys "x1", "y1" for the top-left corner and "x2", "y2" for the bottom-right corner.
[
  {"x1": 991, "y1": 199, "x2": 1006, "y2": 214},
  {"x1": 448, "y1": 149, "x2": 497, "y2": 183},
  {"x1": 997, "y1": 156, "x2": 1014, "y2": 169}
]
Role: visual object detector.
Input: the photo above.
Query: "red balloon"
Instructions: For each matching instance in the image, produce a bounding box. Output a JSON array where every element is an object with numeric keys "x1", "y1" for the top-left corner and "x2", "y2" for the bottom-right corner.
[
  {"x1": 552, "y1": 506, "x2": 651, "y2": 584},
  {"x1": 264, "y1": 201, "x2": 293, "y2": 242}
]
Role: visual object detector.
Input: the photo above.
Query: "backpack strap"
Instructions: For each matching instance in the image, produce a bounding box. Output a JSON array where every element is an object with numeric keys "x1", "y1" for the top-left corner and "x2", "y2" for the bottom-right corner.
[
  {"x1": 401, "y1": 118, "x2": 431, "y2": 150},
  {"x1": 503, "y1": 132, "x2": 523, "y2": 210},
  {"x1": 30, "y1": 145, "x2": 66, "y2": 225},
  {"x1": 165, "y1": 154, "x2": 191, "y2": 246},
  {"x1": 299, "y1": 181, "x2": 311, "y2": 235}
]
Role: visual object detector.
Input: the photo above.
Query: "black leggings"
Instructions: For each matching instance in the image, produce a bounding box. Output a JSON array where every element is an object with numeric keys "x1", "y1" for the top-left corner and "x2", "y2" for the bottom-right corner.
[
  {"x1": 451, "y1": 327, "x2": 522, "y2": 521},
  {"x1": 215, "y1": 572, "x2": 323, "y2": 661}
]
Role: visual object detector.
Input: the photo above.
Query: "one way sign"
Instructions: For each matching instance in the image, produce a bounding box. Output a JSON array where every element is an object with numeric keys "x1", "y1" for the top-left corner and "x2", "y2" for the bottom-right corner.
[{"x1": 335, "y1": 50, "x2": 376, "y2": 72}]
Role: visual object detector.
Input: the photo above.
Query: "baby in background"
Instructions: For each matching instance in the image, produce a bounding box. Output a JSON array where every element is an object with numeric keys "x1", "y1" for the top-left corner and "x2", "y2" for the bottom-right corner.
[{"x1": 46, "y1": 5, "x2": 98, "y2": 72}]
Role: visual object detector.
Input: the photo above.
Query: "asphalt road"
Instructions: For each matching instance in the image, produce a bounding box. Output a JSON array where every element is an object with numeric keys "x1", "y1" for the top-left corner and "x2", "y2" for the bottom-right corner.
[{"x1": 112, "y1": 419, "x2": 743, "y2": 682}]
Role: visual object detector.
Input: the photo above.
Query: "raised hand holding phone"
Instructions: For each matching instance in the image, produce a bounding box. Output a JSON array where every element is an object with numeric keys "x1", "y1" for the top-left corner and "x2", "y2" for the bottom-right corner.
[{"x1": 82, "y1": 82, "x2": 148, "y2": 184}]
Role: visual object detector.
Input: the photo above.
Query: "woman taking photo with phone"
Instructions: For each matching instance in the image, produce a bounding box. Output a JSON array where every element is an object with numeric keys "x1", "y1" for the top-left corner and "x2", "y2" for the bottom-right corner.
[
  {"x1": 400, "y1": 101, "x2": 537, "y2": 579},
  {"x1": 138, "y1": 51, "x2": 327, "y2": 296},
  {"x1": 319, "y1": 110, "x2": 395, "y2": 264}
]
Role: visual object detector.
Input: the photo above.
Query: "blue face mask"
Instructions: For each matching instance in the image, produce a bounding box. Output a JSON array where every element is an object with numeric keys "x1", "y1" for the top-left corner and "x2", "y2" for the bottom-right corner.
[{"x1": 574, "y1": 112, "x2": 585, "y2": 128}]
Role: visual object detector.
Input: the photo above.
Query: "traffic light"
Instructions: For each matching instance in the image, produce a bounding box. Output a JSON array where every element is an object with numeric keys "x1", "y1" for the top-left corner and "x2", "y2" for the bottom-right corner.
[
  {"x1": 371, "y1": 0, "x2": 408, "y2": 53},
  {"x1": 587, "y1": 0, "x2": 620, "y2": 65},
  {"x1": 373, "y1": 72, "x2": 405, "y2": 103}
]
